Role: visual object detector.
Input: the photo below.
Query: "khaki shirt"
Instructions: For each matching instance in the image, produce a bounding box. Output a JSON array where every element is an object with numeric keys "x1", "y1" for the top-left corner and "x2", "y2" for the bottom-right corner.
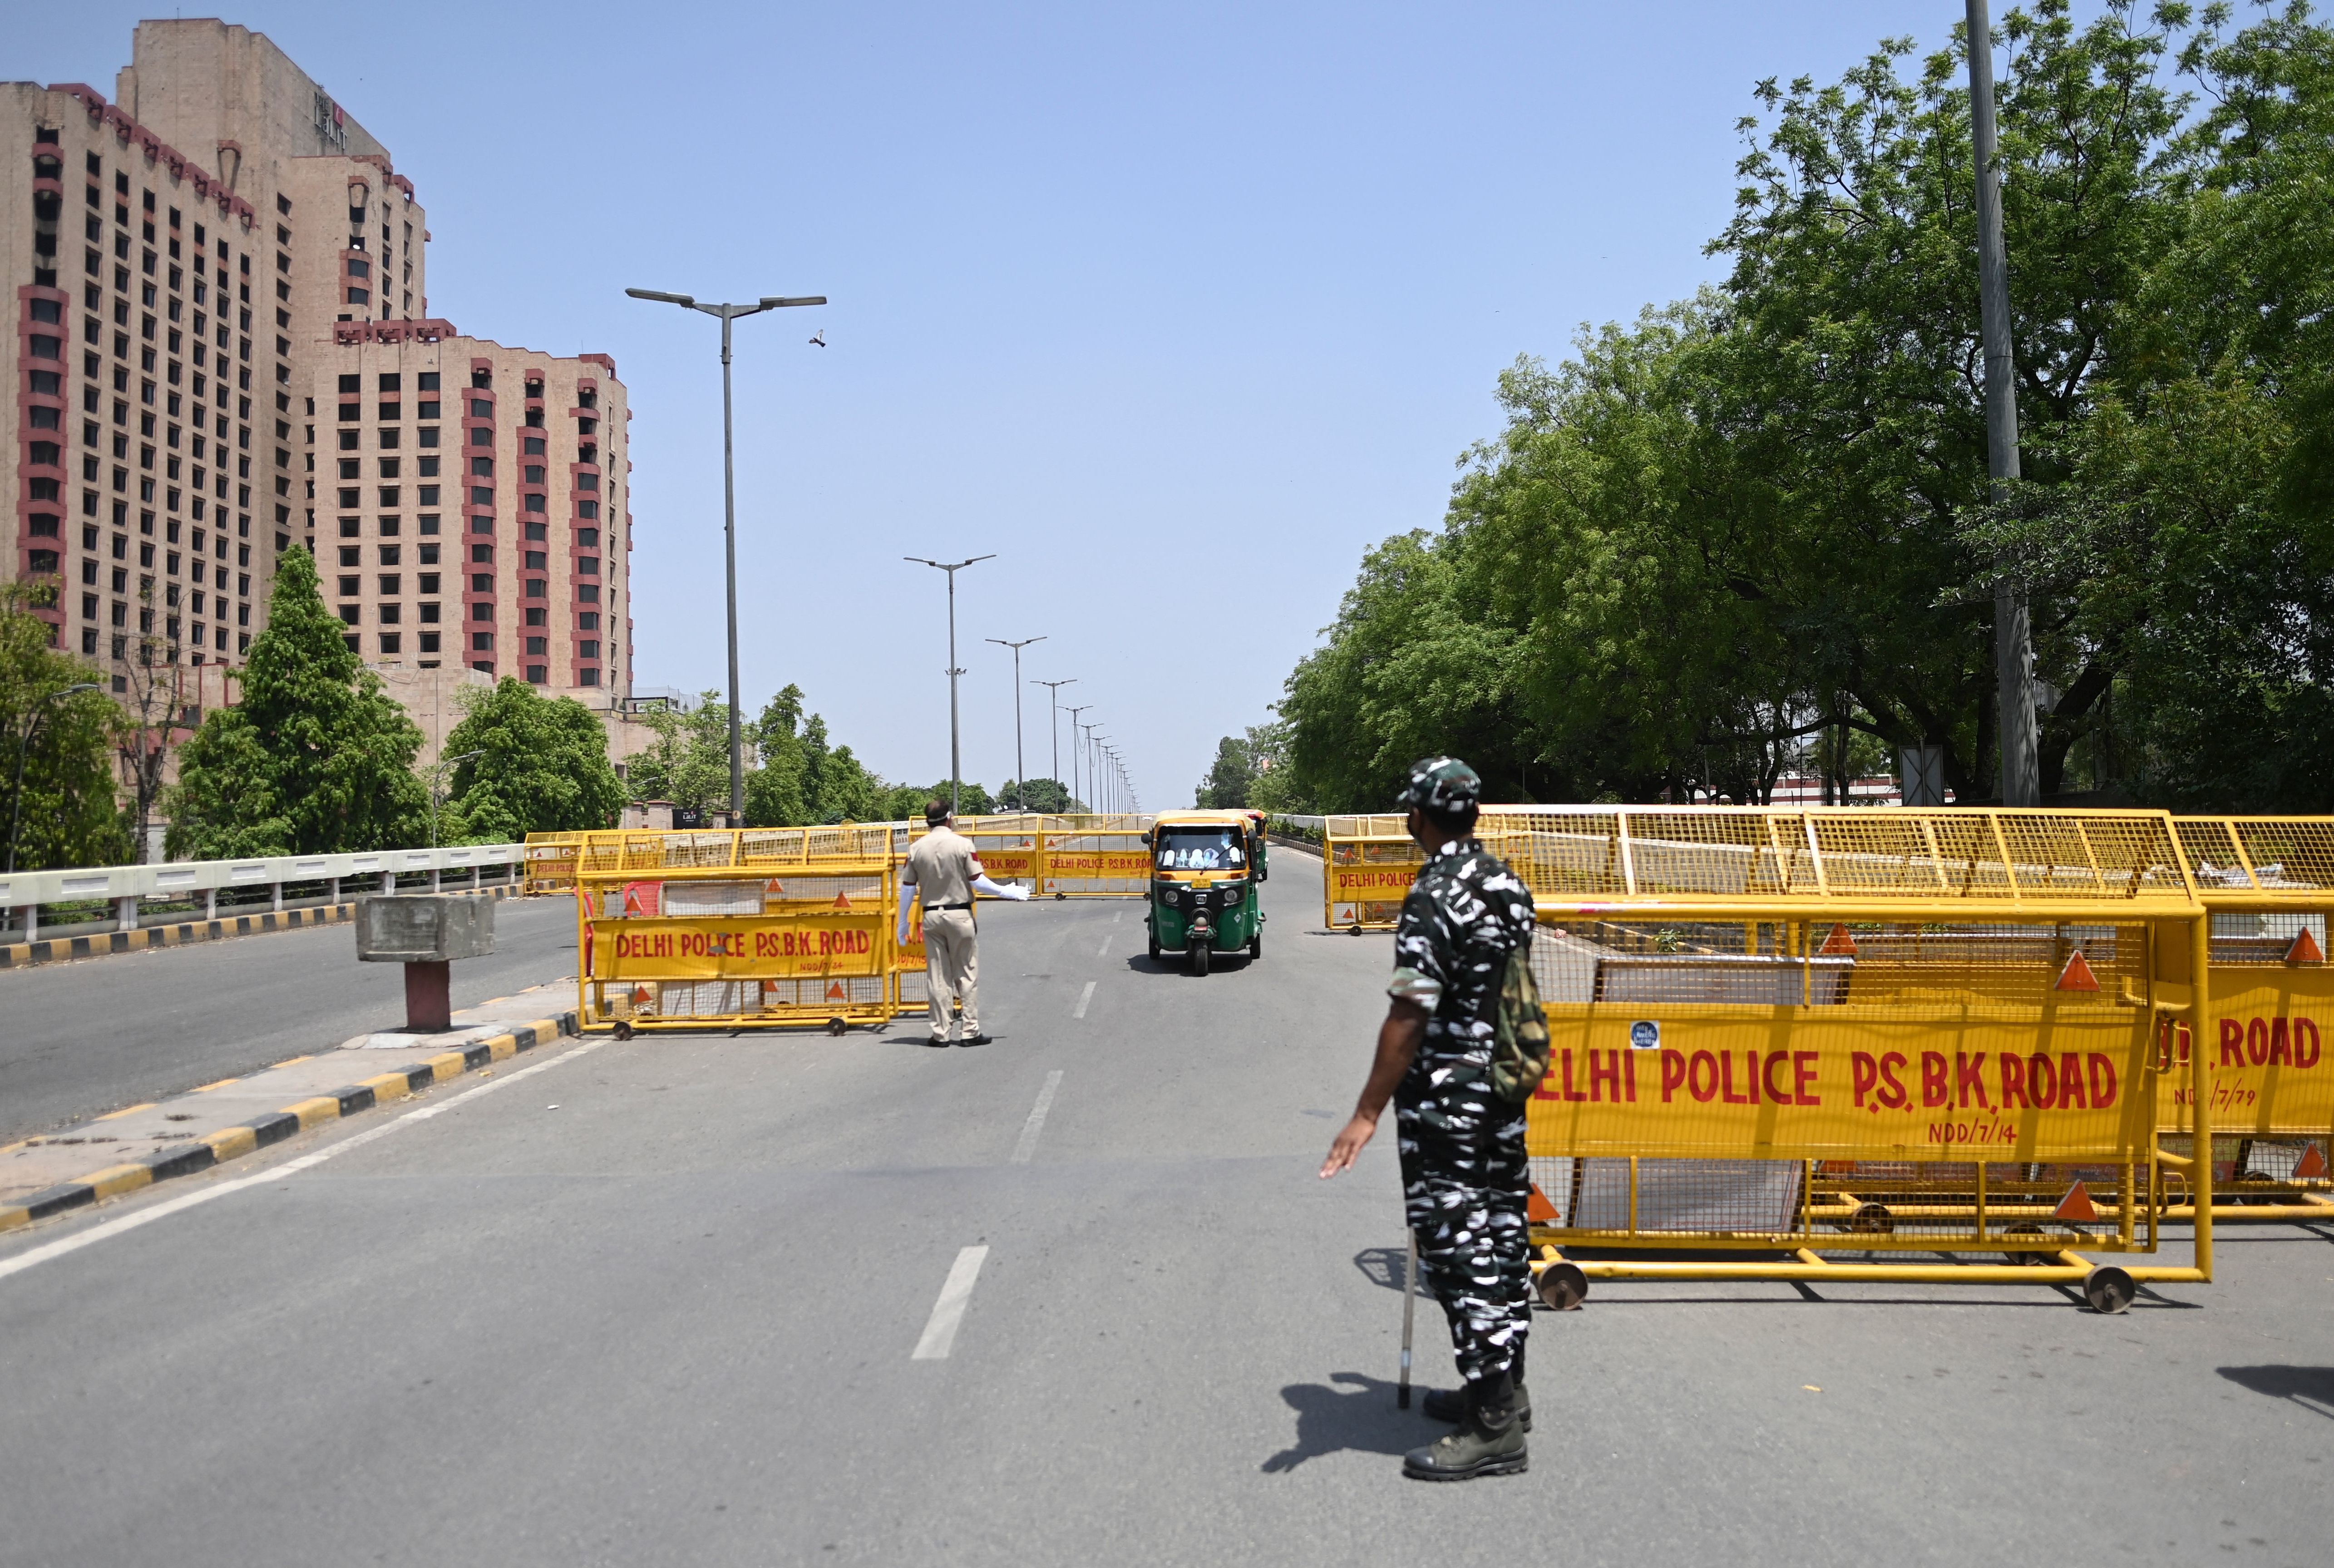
[{"x1": 905, "y1": 824, "x2": 983, "y2": 908}]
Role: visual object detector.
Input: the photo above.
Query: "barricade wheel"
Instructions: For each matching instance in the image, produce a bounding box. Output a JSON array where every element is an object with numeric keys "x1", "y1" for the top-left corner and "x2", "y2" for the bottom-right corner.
[
  {"x1": 1536, "y1": 1261, "x2": 1588, "y2": 1311},
  {"x1": 2082, "y1": 1265, "x2": 2136, "y2": 1314},
  {"x1": 2236, "y1": 1169, "x2": 2277, "y2": 1205},
  {"x1": 613, "y1": 1021, "x2": 636, "y2": 1041},
  {"x1": 1847, "y1": 1202, "x2": 1895, "y2": 1235},
  {"x1": 826, "y1": 1016, "x2": 848, "y2": 1037},
  {"x1": 2004, "y1": 1223, "x2": 2051, "y2": 1265}
]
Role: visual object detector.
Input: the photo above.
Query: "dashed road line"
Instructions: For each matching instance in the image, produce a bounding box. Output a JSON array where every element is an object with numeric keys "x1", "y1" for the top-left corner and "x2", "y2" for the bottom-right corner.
[
  {"x1": 912, "y1": 1245, "x2": 990, "y2": 1360},
  {"x1": 1010, "y1": 1070, "x2": 1064, "y2": 1164},
  {"x1": 1073, "y1": 981, "x2": 1095, "y2": 1019}
]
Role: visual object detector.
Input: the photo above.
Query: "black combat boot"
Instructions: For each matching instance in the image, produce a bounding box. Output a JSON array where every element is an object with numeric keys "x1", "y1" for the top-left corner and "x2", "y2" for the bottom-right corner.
[
  {"x1": 1403, "y1": 1366, "x2": 1527, "y2": 1481},
  {"x1": 1422, "y1": 1342, "x2": 1530, "y2": 1431}
]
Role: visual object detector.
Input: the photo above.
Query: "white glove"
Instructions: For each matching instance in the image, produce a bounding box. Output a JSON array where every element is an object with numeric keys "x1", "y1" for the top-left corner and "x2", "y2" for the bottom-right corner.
[
  {"x1": 973, "y1": 874, "x2": 1031, "y2": 902},
  {"x1": 897, "y1": 888, "x2": 918, "y2": 945}
]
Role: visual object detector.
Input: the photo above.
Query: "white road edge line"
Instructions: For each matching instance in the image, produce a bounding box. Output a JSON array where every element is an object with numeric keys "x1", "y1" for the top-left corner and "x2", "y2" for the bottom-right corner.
[
  {"x1": 911, "y1": 1244, "x2": 990, "y2": 1360},
  {"x1": 0, "y1": 1038, "x2": 609, "y2": 1285},
  {"x1": 1010, "y1": 1070, "x2": 1064, "y2": 1164},
  {"x1": 1073, "y1": 981, "x2": 1096, "y2": 1020}
]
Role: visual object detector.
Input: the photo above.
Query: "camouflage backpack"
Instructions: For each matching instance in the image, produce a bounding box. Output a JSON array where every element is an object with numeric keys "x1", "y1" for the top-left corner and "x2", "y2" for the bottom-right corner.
[{"x1": 1487, "y1": 941, "x2": 1550, "y2": 1103}]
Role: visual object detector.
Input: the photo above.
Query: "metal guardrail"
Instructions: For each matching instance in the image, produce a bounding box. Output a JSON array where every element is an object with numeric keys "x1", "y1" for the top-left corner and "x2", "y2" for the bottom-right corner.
[{"x1": 0, "y1": 843, "x2": 525, "y2": 942}]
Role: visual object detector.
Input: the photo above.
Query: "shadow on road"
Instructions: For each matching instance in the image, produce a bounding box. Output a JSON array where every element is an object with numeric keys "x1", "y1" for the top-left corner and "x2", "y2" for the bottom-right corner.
[
  {"x1": 1352, "y1": 1245, "x2": 1411, "y2": 1294},
  {"x1": 1260, "y1": 1372, "x2": 1424, "y2": 1472},
  {"x1": 2218, "y1": 1365, "x2": 2334, "y2": 1419},
  {"x1": 1120, "y1": 953, "x2": 1258, "y2": 978}
]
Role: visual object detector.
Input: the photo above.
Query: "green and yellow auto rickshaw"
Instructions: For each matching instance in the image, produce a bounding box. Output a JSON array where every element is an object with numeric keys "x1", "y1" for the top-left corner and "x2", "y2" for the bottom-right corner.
[{"x1": 1144, "y1": 809, "x2": 1268, "y2": 975}]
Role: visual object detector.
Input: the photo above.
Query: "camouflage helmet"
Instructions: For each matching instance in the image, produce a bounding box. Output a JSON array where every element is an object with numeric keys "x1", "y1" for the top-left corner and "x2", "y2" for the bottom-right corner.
[{"x1": 1396, "y1": 756, "x2": 1482, "y2": 815}]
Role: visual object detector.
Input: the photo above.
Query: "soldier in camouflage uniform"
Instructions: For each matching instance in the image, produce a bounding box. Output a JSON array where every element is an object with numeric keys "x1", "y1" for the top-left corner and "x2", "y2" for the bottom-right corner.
[{"x1": 1321, "y1": 757, "x2": 1538, "y2": 1481}]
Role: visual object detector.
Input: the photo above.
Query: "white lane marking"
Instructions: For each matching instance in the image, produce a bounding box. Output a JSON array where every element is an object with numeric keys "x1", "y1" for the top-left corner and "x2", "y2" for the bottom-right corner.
[
  {"x1": 1010, "y1": 1070, "x2": 1064, "y2": 1164},
  {"x1": 0, "y1": 1039, "x2": 607, "y2": 1285},
  {"x1": 1096, "y1": 932, "x2": 1111, "y2": 957},
  {"x1": 1073, "y1": 980, "x2": 1096, "y2": 1020},
  {"x1": 1113, "y1": 908, "x2": 1123, "y2": 924},
  {"x1": 912, "y1": 1244, "x2": 990, "y2": 1360}
]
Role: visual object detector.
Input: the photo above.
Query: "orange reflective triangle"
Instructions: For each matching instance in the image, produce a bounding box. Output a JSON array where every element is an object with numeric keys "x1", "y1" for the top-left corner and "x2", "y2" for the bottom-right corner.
[
  {"x1": 2053, "y1": 1180, "x2": 2101, "y2": 1222},
  {"x1": 2057, "y1": 951, "x2": 2100, "y2": 991},
  {"x1": 1820, "y1": 923, "x2": 1857, "y2": 956},
  {"x1": 2285, "y1": 928, "x2": 2324, "y2": 964},
  {"x1": 766, "y1": 878, "x2": 785, "y2": 897},
  {"x1": 2294, "y1": 1142, "x2": 2329, "y2": 1179},
  {"x1": 1526, "y1": 1183, "x2": 1559, "y2": 1224},
  {"x1": 632, "y1": 986, "x2": 652, "y2": 1005},
  {"x1": 833, "y1": 892, "x2": 852, "y2": 910},
  {"x1": 826, "y1": 981, "x2": 846, "y2": 1001}
]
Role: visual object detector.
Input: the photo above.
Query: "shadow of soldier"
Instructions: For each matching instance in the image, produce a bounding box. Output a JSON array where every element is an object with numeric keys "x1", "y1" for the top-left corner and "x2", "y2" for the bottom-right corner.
[
  {"x1": 2217, "y1": 1364, "x2": 2334, "y2": 1419},
  {"x1": 1259, "y1": 1372, "x2": 1424, "y2": 1472}
]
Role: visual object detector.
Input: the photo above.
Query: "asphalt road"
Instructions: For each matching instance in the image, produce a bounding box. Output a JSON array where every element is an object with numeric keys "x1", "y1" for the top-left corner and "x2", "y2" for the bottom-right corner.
[
  {"x1": 0, "y1": 897, "x2": 582, "y2": 1141},
  {"x1": 0, "y1": 855, "x2": 2326, "y2": 1567}
]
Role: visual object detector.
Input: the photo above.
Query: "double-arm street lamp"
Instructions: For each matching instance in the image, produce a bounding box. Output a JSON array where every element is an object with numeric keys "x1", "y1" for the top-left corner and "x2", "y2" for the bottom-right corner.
[
  {"x1": 7, "y1": 681, "x2": 100, "y2": 874},
  {"x1": 908, "y1": 555, "x2": 996, "y2": 816},
  {"x1": 1062, "y1": 705, "x2": 1092, "y2": 811},
  {"x1": 626, "y1": 286, "x2": 826, "y2": 818},
  {"x1": 985, "y1": 636, "x2": 1045, "y2": 812},
  {"x1": 1033, "y1": 678, "x2": 1076, "y2": 812}
]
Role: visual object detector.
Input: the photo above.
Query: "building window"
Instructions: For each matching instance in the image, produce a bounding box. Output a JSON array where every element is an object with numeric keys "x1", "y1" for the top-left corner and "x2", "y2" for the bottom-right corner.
[
  {"x1": 580, "y1": 640, "x2": 600, "y2": 660},
  {"x1": 578, "y1": 556, "x2": 599, "y2": 575},
  {"x1": 526, "y1": 636, "x2": 548, "y2": 656},
  {"x1": 419, "y1": 602, "x2": 439, "y2": 622},
  {"x1": 339, "y1": 574, "x2": 360, "y2": 595},
  {"x1": 346, "y1": 288, "x2": 369, "y2": 306},
  {"x1": 524, "y1": 606, "x2": 548, "y2": 626},
  {"x1": 578, "y1": 667, "x2": 600, "y2": 687},
  {"x1": 525, "y1": 579, "x2": 547, "y2": 598},
  {"x1": 525, "y1": 665, "x2": 547, "y2": 685},
  {"x1": 473, "y1": 631, "x2": 494, "y2": 651},
  {"x1": 419, "y1": 631, "x2": 441, "y2": 652},
  {"x1": 524, "y1": 551, "x2": 548, "y2": 571},
  {"x1": 339, "y1": 604, "x2": 360, "y2": 625},
  {"x1": 378, "y1": 631, "x2": 400, "y2": 653},
  {"x1": 339, "y1": 546, "x2": 361, "y2": 567}
]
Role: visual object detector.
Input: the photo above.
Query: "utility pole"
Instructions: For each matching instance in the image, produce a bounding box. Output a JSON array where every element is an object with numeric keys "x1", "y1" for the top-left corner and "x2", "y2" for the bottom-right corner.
[
  {"x1": 626, "y1": 287, "x2": 826, "y2": 817},
  {"x1": 1063, "y1": 705, "x2": 1092, "y2": 812},
  {"x1": 1034, "y1": 678, "x2": 1075, "y2": 812},
  {"x1": 907, "y1": 556, "x2": 995, "y2": 815},
  {"x1": 986, "y1": 636, "x2": 1045, "y2": 811},
  {"x1": 1965, "y1": 0, "x2": 2038, "y2": 806}
]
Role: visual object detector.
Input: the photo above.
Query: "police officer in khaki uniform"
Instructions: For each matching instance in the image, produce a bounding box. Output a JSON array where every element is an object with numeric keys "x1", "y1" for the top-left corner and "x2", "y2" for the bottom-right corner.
[{"x1": 901, "y1": 801, "x2": 1028, "y2": 1045}]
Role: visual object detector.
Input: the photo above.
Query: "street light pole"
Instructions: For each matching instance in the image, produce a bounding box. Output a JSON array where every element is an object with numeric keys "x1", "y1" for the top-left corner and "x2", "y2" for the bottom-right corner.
[
  {"x1": 907, "y1": 555, "x2": 995, "y2": 815},
  {"x1": 6, "y1": 681, "x2": 100, "y2": 875},
  {"x1": 626, "y1": 286, "x2": 826, "y2": 819},
  {"x1": 1034, "y1": 678, "x2": 1075, "y2": 812},
  {"x1": 1088, "y1": 730, "x2": 1110, "y2": 815},
  {"x1": 1963, "y1": 0, "x2": 2038, "y2": 807},
  {"x1": 1063, "y1": 704, "x2": 1092, "y2": 811},
  {"x1": 986, "y1": 636, "x2": 1045, "y2": 812}
]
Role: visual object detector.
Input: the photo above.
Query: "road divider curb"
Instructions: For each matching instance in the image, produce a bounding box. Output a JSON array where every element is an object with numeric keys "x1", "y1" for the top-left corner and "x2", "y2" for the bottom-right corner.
[
  {"x1": 0, "y1": 1009, "x2": 579, "y2": 1234},
  {"x1": 0, "y1": 885, "x2": 523, "y2": 972}
]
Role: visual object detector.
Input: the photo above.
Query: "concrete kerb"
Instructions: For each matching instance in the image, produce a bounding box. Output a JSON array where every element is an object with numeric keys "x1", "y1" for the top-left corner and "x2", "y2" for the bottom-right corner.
[
  {"x1": 0, "y1": 883, "x2": 526, "y2": 972},
  {"x1": 0, "y1": 1002, "x2": 579, "y2": 1235}
]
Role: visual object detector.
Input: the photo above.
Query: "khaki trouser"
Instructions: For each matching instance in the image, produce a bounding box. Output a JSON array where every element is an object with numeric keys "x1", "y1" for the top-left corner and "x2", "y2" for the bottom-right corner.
[{"x1": 923, "y1": 907, "x2": 978, "y2": 1039}]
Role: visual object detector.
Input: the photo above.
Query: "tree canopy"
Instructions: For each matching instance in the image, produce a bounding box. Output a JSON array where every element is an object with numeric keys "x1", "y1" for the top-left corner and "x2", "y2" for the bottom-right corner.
[
  {"x1": 1273, "y1": 1, "x2": 2334, "y2": 813},
  {"x1": 0, "y1": 584, "x2": 128, "y2": 871},
  {"x1": 439, "y1": 677, "x2": 628, "y2": 843},
  {"x1": 164, "y1": 548, "x2": 428, "y2": 856}
]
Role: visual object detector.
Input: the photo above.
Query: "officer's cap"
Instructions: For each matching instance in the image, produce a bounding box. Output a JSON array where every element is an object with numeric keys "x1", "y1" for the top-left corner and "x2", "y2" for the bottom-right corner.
[{"x1": 1396, "y1": 756, "x2": 1482, "y2": 815}]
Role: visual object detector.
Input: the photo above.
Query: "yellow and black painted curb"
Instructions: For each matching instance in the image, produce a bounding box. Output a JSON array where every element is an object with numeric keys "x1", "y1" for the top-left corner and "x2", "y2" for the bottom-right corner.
[
  {"x1": 0, "y1": 884, "x2": 523, "y2": 972},
  {"x1": 0, "y1": 1009, "x2": 578, "y2": 1235}
]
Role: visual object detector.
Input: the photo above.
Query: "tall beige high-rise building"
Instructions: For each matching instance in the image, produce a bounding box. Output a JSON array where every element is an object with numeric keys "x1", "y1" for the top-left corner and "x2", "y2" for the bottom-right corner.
[{"x1": 3, "y1": 19, "x2": 630, "y2": 700}]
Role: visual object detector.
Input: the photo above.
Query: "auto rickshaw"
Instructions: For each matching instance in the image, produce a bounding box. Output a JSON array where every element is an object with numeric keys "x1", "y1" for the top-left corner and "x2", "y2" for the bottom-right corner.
[{"x1": 1144, "y1": 809, "x2": 1267, "y2": 975}]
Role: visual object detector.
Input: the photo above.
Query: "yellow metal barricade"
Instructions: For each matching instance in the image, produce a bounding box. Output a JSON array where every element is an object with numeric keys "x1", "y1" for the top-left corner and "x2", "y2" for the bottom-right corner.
[
  {"x1": 1500, "y1": 806, "x2": 2216, "y2": 1313},
  {"x1": 1322, "y1": 814, "x2": 1422, "y2": 929},
  {"x1": 905, "y1": 813, "x2": 1156, "y2": 899},
  {"x1": 522, "y1": 832, "x2": 583, "y2": 895},
  {"x1": 573, "y1": 826, "x2": 902, "y2": 1031},
  {"x1": 2165, "y1": 816, "x2": 2334, "y2": 1221}
]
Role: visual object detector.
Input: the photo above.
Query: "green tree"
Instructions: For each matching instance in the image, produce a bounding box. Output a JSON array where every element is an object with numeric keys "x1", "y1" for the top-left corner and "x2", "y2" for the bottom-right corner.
[
  {"x1": 1194, "y1": 735, "x2": 1256, "y2": 808},
  {"x1": 0, "y1": 583, "x2": 128, "y2": 871},
  {"x1": 998, "y1": 777, "x2": 1077, "y2": 812},
  {"x1": 438, "y1": 677, "x2": 627, "y2": 842},
  {"x1": 164, "y1": 548, "x2": 428, "y2": 856},
  {"x1": 743, "y1": 684, "x2": 810, "y2": 826},
  {"x1": 627, "y1": 691, "x2": 730, "y2": 812}
]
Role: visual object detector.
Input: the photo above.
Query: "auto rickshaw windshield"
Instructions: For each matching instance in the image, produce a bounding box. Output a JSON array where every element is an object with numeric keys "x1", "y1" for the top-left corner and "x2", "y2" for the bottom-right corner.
[{"x1": 1156, "y1": 828, "x2": 1245, "y2": 871}]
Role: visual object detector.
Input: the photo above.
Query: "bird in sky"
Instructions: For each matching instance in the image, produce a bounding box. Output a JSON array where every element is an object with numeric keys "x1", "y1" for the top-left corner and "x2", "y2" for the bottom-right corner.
[{"x1": 808, "y1": 330, "x2": 826, "y2": 347}]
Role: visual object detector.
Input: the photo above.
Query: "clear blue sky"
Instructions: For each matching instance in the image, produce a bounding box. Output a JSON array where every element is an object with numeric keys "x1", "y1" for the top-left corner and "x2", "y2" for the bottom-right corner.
[{"x1": 15, "y1": 2, "x2": 1997, "y2": 808}]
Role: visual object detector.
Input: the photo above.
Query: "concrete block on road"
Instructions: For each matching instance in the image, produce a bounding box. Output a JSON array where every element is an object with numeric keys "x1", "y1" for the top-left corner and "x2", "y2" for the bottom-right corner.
[{"x1": 356, "y1": 894, "x2": 496, "y2": 963}]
